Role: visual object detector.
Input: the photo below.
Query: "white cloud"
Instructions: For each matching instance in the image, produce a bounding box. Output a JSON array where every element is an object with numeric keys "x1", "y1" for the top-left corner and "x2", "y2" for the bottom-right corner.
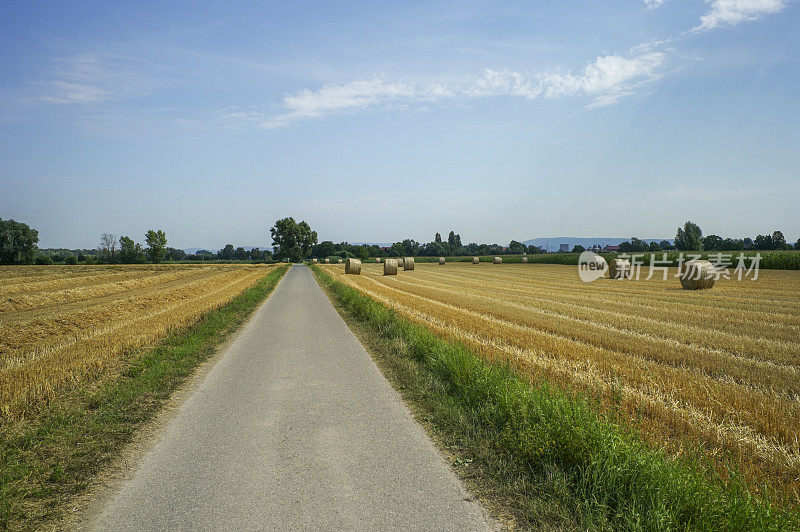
[
  {"x1": 260, "y1": 52, "x2": 665, "y2": 128},
  {"x1": 643, "y1": 0, "x2": 667, "y2": 8},
  {"x1": 38, "y1": 53, "x2": 155, "y2": 104},
  {"x1": 696, "y1": 0, "x2": 787, "y2": 31}
]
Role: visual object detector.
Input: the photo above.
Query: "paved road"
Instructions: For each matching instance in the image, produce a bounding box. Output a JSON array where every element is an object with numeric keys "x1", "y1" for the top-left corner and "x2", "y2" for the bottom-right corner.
[{"x1": 90, "y1": 265, "x2": 490, "y2": 531}]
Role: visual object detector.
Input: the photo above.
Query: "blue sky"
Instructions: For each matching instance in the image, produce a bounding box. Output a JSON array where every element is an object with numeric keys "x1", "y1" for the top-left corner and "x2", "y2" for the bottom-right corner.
[{"x1": 1, "y1": 0, "x2": 798, "y2": 249}]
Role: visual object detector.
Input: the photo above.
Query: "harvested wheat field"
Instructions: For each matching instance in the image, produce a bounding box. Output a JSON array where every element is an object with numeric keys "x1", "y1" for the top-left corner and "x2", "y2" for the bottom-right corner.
[
  {"x1": 0, "y1": 264, "x2": 275, "y2": 419},
  {"x1": 322, "y1": 261, "x2": 800, "y2": 499}
]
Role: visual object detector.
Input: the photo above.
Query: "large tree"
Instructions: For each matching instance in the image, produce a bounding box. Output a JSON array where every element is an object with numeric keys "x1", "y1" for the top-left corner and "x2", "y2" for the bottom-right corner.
[
  {"x1": 675, "y1": 221, "x2": 703, "y2": 251},
  {"x1": 0, "y1": 218, "x2": 39, "y2": 264},
  {"x1": 99, "y1": 233, "x2": 118, "y2": 263},
  {"x1": 270, "y1": 217, "x2": 318, "y2": 262},
  {"x1": 119, "y1": 236, "x2": 145, "y2": 264},
  {"x1": 145, "y1": 229, "x2": 168, "y2": 263}
]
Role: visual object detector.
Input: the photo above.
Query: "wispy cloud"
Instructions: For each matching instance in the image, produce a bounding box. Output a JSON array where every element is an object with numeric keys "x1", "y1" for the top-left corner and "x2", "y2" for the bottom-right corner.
[
  {"x1": 696, "y1": 0, "x2": 788, "y2": 31},
  {"x1": 37, "y1": 52, "x2": 157, "y2": 104},
  {"x1": 643, "y1": 0, "x2": 668, "y2": 8},
  {"x1": 260, "y1": 51, "x2": 665, "y2": 128}
]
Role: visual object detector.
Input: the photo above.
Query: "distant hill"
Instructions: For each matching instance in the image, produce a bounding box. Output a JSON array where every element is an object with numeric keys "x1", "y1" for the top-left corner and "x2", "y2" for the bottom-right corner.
[{"x1": 523, "y1": 237, "x2": 670, "y2": 252}]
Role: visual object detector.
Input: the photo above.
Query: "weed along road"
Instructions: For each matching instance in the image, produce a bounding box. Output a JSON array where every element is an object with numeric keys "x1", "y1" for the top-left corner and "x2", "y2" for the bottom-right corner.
[{"x1": 88, "y1": 265, "x2": 490, "y2": 530}]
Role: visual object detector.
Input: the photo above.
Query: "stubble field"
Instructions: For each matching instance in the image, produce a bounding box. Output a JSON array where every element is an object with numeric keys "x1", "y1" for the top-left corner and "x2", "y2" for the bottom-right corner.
[
  {"x1": 322, "y1": 262, "x2": 800, "y2": 499},
  {"x1": 0, "y1": 263, "x2": 275, "y2": 420}
]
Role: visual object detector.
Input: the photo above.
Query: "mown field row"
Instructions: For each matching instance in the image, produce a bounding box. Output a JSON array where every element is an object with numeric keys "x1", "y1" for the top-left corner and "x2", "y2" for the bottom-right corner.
[
  {"x1": 0, "y1": 264, "x2": 277, "y2": 420},
  {"x1": 321, "y1": 262, "x2": 800, "y2": 499}
]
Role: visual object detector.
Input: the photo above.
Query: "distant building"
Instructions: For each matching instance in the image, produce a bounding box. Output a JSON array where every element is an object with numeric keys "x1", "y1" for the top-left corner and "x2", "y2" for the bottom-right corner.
[
  {"x1": 603, "y1": 245, "x2": 620, "y2": 252},
  {"x1": 559, "y1": 244, "x2": 569, "y2": 252},
  {"x1": 591, "y1": 244, "x2": 602, "y2": 253}
]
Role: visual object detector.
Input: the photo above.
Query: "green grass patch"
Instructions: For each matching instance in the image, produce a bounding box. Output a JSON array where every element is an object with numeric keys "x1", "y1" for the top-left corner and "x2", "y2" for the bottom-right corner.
[
  {"x1": 311, "y1": 265, "x2": 797, "y2": 530},
  {"x1": 0, "y1": 265, "x2": 289, "y2": 530}
]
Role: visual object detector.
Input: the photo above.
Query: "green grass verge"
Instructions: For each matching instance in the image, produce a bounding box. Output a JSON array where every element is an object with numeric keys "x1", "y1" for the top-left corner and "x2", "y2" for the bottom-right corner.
[
  {"x1": 0, "y1": 265, "x2": 289, "y2": 530},
  {"x1": 311, "y1": 264, "x2": 797, "y2": 530}
]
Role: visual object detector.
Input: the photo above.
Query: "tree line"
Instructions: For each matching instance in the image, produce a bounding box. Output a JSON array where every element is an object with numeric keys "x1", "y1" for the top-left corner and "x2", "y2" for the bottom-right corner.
[{"x1": 2, "y1": 216, "x2": 798, "y2": 265}]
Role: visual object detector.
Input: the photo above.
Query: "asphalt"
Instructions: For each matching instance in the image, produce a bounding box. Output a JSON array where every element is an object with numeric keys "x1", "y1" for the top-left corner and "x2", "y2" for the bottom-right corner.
[{"x1": 89, "y1": 265, "x2": 491, "y2": 531}]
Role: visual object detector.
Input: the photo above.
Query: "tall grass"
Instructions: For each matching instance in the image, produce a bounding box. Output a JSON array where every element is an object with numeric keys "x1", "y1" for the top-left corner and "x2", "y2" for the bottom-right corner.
[{"x1": 313, "y1": 265, "x2": 797, "y2": 530}]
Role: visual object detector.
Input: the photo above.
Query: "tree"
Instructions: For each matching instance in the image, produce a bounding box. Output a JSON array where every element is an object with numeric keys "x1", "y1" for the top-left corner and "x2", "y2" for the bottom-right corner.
[
  {"x1": 795, "y1": 239, "x2": 800, "y2": 250},
  {"x1": 65, "y1": 254, "x2": 78, "y2": 265},
  {"x1": 772, "y1": 231, "x2": 788, "y2": 250},
  {"x1": 218, "y1": 244, "x2": 235, "y2": 260},
  {"x1": 571, "y1": 245, "x2": 586, "y2": 253},
  {"x1": 234, "y1": 247, "x2": 248, "y2": 260},
  {"x1": 675, "y1": 221, "x2": 703, "y2": 251},
  {"x1": 448, "y1": 231, "x2": 462, "y2": 249},
  {"x1": 435, "y1": 232, "x2": 442, "y2": 243},
  {"x1": 119, "y1": 236, "x2": 145, "y2": 264},
  {"x1": 507, "y1": 240, "x2": 527, "y2": 254},
  {"x1": 648, "y1": 241, "x2": 661, "y2": 252},
  {"x1": 754, "y1": 234, "x2": 772, "y2": 250},
  {"x1": 703, "y1": 235, "x2": 723, "y2": 251},
  {"x1": 167, "y1": 247, "x2": 186, "y2": 261},
  {"x1": 145, "y1": 230, "x2": 168, "y2": 263},
  {"x1": 659, "y1": 240, "x2": 673, "y2": 250},
  {"x1": 98, "y1": 233, "x2": 118, "y2": 263},
  {"x1": 0, "y1": 218, "x2": 39, "y2": 264},
  {"x1": 270, "y1": 217, "x2": 318, "y2": 262}
]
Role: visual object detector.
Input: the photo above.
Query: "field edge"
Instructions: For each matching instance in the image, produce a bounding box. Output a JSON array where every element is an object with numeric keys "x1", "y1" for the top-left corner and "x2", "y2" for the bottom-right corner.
[
  {"x1": 0, "y1": 265, "x2": 290, "y2": 531},
  {"x1": 310, "y1": 264, "x2": 798, "y2": 530}
]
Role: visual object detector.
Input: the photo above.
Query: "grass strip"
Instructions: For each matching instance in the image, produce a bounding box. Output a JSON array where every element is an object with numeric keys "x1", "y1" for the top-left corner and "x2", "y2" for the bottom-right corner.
[
  {"x1": 311, "y1": 264, "x2": 797, "y2": 530},
  {"x1": 0, "y1": 265, "x2": 289, "y2": 530}
]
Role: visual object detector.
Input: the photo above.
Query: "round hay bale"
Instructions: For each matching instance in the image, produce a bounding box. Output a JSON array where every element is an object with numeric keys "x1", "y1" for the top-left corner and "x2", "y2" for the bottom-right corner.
[
  {"x1": 376, "y1": 257, "x2": 382, "y2": 263},
  {"x1": 397, "y1": 258, "x2": 404, "y2": 267},
  {"x1": 337, "y1": 258, "x2": 342, "y2": 264},
  {"x1": 345, "y1": 258, "x2": 362, "y2": 275},
  {"x1": 404, "y1": 257, "x2": 415, "y2": 271},
  {"x1": 472, "y1": 257, "x2": 479, "y2": 264},
  {"x1": 312, "y1": 258, "x2": 318, "y2": 263},
  {"x1": 384, "y1": 258, "x2": 398, "y2": 275},
  {"x1": 324, "y1": 258, "x2": 330, "y2": 264},
  {"x1": 521, "y1": 256, "x2": 528, "y2": 263},
  {"x1": 493, "y1": 257, "x2": 502, "y2": 264},
  {"x1": 608, "y1": 259, "x2": 630, "y2": 279},
  {"x1": 680, "y1": 259, "x2": 716, "y2": 290},
  {"x1": 438, "y1": 257, "x2": 445, "y2": 265}
]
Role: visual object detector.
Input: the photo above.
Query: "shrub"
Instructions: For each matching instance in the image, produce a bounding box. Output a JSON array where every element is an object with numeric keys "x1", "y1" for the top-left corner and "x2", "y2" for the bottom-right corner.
[{"x1": 35, "y1": 254, "x2": 52, "y2": 265}]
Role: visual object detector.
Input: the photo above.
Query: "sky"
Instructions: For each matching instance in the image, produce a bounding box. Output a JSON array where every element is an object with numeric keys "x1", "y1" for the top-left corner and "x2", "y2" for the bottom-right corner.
[{"x1": 0, "y1": 0, "x2": 798, "y2": 250}]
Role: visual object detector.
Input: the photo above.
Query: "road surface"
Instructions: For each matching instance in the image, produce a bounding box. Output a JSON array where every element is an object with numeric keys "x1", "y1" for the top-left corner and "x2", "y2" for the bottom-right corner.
[{"x1": 89, "y1": 265, "x2": 491, "y2": 530}]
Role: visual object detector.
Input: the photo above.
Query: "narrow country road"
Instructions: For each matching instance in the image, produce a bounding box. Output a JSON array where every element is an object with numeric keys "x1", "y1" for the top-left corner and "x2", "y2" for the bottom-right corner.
[{"x1": 88, "y1": 265, "x2": 491, "y2": 530}]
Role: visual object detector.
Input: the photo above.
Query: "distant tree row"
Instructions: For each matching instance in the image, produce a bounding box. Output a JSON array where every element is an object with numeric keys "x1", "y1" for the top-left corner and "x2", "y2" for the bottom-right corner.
[
  {"x1": 3, "y1": 217, "x2": 799, "y2": 266},
  {"x1": 613, "y1": 222, "x2": 799, "y2": 253}
]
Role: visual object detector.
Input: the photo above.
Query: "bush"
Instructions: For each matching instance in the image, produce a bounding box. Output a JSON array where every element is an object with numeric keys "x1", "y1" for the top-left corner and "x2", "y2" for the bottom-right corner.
[{"x1": 35, "y1": 254, "x2": 52, "y2": 265}]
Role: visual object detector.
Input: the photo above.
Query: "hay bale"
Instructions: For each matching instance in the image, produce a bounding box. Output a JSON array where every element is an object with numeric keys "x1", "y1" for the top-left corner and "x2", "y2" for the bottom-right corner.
[
  {"x1": 680, "y1": 259, "x2": 716, "y2": 290},
  {"x1": 376, "y1": 257, "x2": 382, "y2": 263},
  {"x1": 438, "y1": 257, "x2": 445, "y2": 265},
  {"x1": 521, "y1": 256, "x2": 528, "y2": 263},
  {"x1": 345, "y1": 258, "x2": 362, "y2": 275},
  {"x1": 337, "y1": 258, "x2": 342, "y2": 264},
  {"x1": 404, "y1": 257, "x2": 415, "y2": 271},
  {"x1": 473, "y1": 257, "x2": 479, "y2": 264},
  {"x1": 493, "y1": 257, "x2": 502, "y2": 264},
  {"x1": 324, "y1": 258, "x2": 330, "y2": 264},
  {"x1": 608, "y1": 259, "x2": 630, "y2": 279},
  {"x1": 384, "y1": 258, "x2": 398, "y2": 275},
  {"x1": 312, "y1": 258, "x2": 318, "y2": 263},
  {"x1": 397, "y1": 258, "x2": 404, "y2": 267}
]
